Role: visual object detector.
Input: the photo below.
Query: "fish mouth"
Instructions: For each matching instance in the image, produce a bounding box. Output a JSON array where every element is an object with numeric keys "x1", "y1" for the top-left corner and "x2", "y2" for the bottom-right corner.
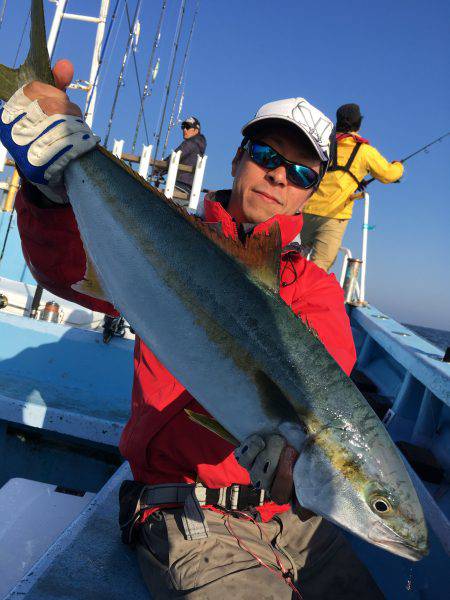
[{"x1": 369, "y1": 523, "x2": 428, "y2": 561}]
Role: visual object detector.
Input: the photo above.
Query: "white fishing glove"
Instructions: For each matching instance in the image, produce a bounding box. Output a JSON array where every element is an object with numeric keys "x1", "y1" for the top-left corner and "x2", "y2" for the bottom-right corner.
[
  {"x1": 0, "y1": 86, "x2": 99, "y2": 204},
  {"x1": 235, "y1": 434, "x2": 285, "y2": 491}
]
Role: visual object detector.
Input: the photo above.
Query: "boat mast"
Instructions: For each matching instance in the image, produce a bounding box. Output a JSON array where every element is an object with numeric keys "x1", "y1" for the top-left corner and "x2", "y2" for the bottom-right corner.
[
  {"x1": 131, "y1": 0, "x2": 167, "y2": 153},
  {"x1": 162, "y1": 0, "x2": 200, "y2": 158}
]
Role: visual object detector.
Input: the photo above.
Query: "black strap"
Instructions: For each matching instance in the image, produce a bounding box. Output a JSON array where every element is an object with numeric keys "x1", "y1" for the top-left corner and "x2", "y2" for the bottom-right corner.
[
  {"x1": 207, "y1": 485, "x2": 263, "y2": 509},
  {"x1": 329, "y1": 141, "x2": 362, "y2": 187}
]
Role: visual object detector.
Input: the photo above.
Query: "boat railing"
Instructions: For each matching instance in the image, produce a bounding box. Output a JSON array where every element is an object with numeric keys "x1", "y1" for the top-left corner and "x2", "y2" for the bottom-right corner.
[
  {"x1": 338, "y1": 190, "x2": 370, "y2": 304},
  {"x1": 111, "y1": 140, "x2": 208, "y2": 210}
]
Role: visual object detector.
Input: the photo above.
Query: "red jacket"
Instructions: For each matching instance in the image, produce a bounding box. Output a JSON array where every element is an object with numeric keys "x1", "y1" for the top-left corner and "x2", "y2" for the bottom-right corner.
[{"x1": 16, "y1": 184, "x2": 356, "y2": 521}]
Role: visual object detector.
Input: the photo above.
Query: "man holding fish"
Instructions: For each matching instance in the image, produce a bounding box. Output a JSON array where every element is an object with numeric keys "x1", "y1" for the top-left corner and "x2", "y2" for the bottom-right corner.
[{"x1": 1, "y1": 56, "x2": 389, "y2": 598}]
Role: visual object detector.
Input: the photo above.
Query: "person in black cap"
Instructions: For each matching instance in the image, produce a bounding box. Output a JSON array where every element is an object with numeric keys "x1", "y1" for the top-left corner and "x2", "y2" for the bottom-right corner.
[
  {"x1": 164, "y1": 116, "x2": 207, "y2": 199},
  {"x1": 302, "y1": 103, "x2": 403, "y2": 272}
]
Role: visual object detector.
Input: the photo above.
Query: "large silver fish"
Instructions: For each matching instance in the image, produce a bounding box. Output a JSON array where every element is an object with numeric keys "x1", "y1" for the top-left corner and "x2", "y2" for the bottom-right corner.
[{"x1": 0, "y1": 0, "x2": 428, "y2": 561}]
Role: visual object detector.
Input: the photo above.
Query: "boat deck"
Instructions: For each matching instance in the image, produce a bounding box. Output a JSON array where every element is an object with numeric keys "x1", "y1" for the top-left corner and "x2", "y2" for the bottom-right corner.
[
  {"x1": 0, "y1": 305, "x2": 449, "y2": 599},
  {"x1": 0, "y1": 312, "x2": 134, "y2": 446},
  {"x1": 6, "y1": 464, "x2": 149, "y2": 600}
]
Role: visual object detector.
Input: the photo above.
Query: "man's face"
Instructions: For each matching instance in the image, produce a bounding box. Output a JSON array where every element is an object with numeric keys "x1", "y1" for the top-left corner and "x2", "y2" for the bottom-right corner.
[
  {"x1": 228, "y1": 123, "x2": 321, "y2": 224},
  {"x1": 183, "y1": 126, "x2": 199, "y2": 140}
]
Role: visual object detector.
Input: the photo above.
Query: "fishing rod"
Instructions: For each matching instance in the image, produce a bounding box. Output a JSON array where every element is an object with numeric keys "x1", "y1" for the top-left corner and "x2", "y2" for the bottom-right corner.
[
  {"x1": 123, "y1": 1, "x2": 151, "y2": 147},
  {"x1": 151, "y1": 0, "x2": 187, "y2": 169},
  {"x1": 0, "y1": 0, "x2": 7, "y2": 31},
  {"x1": 104, "y1": 0, "x2": 143, "y2": 148},
  {"x1": 360, "y1": 131, "x2": 450, "y2": 189},
  {"x1": 84, "y1": 0, "x2": 122, "y2": 122},
  {"x1": 131, "y1": 0, "x2": 167, "y2": 153},
  {"x1": 162, "y1": 0, "x2": 200, "y2": 158}
]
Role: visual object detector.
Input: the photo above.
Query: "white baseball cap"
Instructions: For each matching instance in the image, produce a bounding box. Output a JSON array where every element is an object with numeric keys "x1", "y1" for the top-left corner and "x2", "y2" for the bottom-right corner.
[{"x1": 242, "y1": 98, "x2": 334, "y2": 164}]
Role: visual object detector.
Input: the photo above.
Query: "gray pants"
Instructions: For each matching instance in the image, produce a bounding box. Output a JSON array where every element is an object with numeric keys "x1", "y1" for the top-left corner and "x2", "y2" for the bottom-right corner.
[{"x1": 136, "y1": 507, "x2": 384, "y2": 599}]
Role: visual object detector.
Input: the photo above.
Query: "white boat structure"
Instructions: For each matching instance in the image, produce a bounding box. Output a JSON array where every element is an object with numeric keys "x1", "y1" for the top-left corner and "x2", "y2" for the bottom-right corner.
[{"x1": 0, "y1": 2, "x2": 449, "y2": 599}]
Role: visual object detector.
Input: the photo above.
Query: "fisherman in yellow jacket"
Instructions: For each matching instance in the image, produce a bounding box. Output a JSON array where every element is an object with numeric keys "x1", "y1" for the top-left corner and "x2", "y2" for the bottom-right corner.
[{"x1": 302, "y1": 103, "x2": 403, "y2": 271}]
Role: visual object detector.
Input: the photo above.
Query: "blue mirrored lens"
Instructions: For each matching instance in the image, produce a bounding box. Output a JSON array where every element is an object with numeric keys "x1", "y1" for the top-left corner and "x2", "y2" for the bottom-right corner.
[
  {"x1": 248, "y1": 141, "x2": 318, "y2": 188},
  {"x1": 289, "y1": 164, "x2": 318, "y2": 187},
  {"x1": 250, "y1": 142, "x2": 281, "y2": 169}
]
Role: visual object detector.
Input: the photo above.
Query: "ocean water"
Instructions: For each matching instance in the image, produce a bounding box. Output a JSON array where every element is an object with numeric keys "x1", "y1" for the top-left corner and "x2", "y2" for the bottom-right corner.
[{"x1": 405, "y1": 324, "x2": 450, "y2": 351}]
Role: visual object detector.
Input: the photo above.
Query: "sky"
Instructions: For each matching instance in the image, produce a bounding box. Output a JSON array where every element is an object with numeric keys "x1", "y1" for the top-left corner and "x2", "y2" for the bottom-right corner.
[{"x1": 0, "y1": 0, "x2": 449, "y2": 328}]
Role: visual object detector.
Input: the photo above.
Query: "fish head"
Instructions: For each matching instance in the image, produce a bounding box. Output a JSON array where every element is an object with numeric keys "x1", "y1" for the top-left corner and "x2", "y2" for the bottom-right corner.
[{"x1": 293, "y1": 429, "x2": 429, "y2": 561}]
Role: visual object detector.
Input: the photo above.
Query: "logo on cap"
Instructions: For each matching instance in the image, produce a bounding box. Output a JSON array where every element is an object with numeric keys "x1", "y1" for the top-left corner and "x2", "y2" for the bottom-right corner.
[{"x1": 291, "y1": 100, "x2": 333, "y2": 155}]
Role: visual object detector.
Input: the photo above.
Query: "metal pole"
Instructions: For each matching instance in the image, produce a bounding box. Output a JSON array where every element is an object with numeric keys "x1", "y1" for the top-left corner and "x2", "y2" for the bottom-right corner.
[
  {"x1": 360, "y1": 192, "x2": 370, "y2": 303},
  {"x1": 84, "y1": 0, "x2": 111, "y2": 127},
  {"x1": 47, "y1": 0, "x2": 68, "y2": 59},
  {"x1": 342, "y1": 259, "x2": 362, "y2": 304},
  {"x1": 3, "y1": 168, "x2": 19, "y2": 212}
]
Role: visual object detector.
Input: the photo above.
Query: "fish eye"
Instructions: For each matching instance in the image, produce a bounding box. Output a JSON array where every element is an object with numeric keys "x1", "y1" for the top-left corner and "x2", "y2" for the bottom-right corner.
[{"x1": 371, "y1": 497, "x2": 392, "y2": 514}]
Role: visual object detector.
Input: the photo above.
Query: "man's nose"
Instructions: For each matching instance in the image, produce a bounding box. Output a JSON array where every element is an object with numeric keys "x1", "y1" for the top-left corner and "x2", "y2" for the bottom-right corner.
[{"x1": 266, "y1": 164, "x2": 287, "y2": 186}]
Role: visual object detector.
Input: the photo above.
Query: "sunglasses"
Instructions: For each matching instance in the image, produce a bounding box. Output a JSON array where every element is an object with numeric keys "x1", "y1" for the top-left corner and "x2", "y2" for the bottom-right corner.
[
  {"x1": 182, "y1": 124, "x2": 196, "y2": 130},
  {"x1": 242, "y1": 139, "x2": 320, "y2": 189}
]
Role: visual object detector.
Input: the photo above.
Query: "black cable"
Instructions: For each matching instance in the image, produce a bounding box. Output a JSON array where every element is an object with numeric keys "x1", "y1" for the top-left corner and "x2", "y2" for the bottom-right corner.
[{"x1": 12, "y1": 8, "x2": 30, "y2": 67}]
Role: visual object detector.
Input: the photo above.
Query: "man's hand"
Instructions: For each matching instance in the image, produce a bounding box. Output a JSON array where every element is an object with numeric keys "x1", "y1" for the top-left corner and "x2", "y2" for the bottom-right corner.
[
  {"x1": 0, "y1": 59, "x2": 99, "y2": 204},
  {"x1": 234, "y1": 434, "x2": 298, "y2": 505}
]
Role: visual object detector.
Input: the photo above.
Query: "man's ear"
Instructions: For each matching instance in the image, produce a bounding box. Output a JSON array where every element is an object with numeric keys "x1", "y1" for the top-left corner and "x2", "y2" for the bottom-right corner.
[{"x1": 231, "y1": 147, "x2": 244, "y2": 177}]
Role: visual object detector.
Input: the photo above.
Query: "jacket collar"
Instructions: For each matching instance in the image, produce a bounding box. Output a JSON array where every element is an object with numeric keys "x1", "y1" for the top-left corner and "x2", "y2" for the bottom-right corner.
[
  {"x1": 203, "y1": 190, "x2": 303, "y2": 248},
  {"x1": 336, "y1": 132, "x2": 370, "y2": 144}
]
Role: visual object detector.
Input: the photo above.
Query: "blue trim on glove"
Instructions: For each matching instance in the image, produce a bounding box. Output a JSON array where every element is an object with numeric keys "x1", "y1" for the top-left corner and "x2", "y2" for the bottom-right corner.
[{"x1": 0, "y1": 108, "x2": 73, "y2": 185}]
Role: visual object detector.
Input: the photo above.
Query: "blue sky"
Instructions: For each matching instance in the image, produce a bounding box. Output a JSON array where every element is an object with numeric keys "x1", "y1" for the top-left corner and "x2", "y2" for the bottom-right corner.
[{"x1": 1, "y1": 0, "x2": 449, "y2": 328}]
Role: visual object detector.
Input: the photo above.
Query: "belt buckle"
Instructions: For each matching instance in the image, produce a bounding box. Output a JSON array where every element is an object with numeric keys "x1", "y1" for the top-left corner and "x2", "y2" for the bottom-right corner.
[{"x1": 194, "y1": 482, "x2": 207, "y2": 506}]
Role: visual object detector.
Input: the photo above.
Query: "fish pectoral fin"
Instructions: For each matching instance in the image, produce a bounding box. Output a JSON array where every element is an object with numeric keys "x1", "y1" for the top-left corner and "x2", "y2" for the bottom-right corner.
[
  {"x1": 184, "y1": 409, "x2": 239, "y2": 446},
  {"x1": 71, "y1": 251, "x2": 110, "y2": 302}
]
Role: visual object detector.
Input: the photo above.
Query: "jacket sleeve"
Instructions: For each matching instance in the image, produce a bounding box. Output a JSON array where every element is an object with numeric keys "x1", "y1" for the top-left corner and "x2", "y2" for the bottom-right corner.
[
  {"x1": 15, "y1": 180, "x2": 117, "y2": 315},
  {"x1": 364, "y1": 145, "x2": 404, "y2": 183},
  {"x1": 290, "y1": 259, "x2": 356, "y2": 376}
]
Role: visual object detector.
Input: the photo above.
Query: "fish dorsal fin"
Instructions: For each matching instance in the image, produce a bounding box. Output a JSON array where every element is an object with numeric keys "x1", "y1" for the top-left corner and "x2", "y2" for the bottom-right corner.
[
  {"x1": 95, "y1": 145, "x2": 282, "y2": 293},
  {"x1": 190, "y1": 218, "x2": 282, "y2": 293},
  {"x1": 0, "y1": 0, "x2": 53, "y2": 102}
]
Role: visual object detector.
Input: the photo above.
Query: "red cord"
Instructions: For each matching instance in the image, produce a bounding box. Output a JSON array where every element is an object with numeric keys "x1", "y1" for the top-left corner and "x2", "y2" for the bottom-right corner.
[{"x1": 224, "y1": 510, "x2": 303, "y2": 600}]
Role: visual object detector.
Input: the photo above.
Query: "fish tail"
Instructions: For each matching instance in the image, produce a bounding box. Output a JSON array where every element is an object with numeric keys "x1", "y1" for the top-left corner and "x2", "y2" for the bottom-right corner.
[{"x1": 0, "y1": 0, "x2": 53, "y2": 102}]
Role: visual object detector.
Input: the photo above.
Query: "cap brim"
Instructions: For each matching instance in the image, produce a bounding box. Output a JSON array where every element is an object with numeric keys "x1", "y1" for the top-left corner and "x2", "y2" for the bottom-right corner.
[{"x1": 242, "y1": 115, "x2": 328, "y2": 162}]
